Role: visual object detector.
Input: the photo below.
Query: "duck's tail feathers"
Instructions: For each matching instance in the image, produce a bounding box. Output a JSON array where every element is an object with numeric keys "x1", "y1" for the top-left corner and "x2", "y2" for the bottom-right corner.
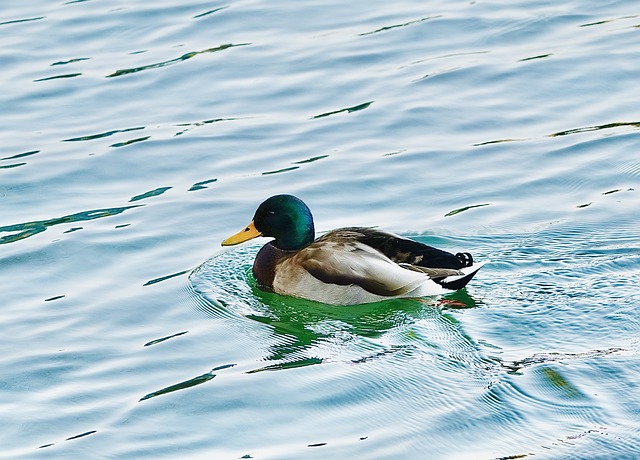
[{"x1": 433, "y1": 262, "x2": 485, "y2": 291}]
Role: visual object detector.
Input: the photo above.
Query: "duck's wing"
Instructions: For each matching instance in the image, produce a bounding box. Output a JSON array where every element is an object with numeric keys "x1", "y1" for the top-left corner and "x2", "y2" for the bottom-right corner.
[
  {"x1": 398, "y1": 264, "x2": 463, "y2": 278},
  {"x1": 328, "y1": 227, "x2": 473, "y2": 269},
  {"x1": 295, "y1": 239, "x2": 429, "y2": 297}
]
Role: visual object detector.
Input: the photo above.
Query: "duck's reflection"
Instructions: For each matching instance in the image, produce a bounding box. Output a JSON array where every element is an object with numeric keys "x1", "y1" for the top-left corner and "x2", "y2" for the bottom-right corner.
[{"x1": 243, "y1": 279, "x2": 482, "y2": 373}]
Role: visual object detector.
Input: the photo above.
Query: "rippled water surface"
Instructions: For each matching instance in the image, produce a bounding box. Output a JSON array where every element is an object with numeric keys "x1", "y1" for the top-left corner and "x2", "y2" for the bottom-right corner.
[{"x1": 2, "y1": 0, "x2": 639, "y2": 458}]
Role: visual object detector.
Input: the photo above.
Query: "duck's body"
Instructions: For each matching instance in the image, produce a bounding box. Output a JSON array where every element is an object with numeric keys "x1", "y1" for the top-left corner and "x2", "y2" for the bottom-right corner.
[{"x1": 222, "y1": 195, "x2": 482, "y2": 305}]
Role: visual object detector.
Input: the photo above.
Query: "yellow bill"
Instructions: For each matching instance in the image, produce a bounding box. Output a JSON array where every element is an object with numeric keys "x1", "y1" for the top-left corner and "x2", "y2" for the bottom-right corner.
[{"x1": 221, "y1": 220, "x2": 262, "y2": 246}]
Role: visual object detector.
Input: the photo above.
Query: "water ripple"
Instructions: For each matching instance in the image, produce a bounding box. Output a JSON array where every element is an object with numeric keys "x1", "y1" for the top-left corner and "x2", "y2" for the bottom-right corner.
[
  {"x1": 262, "y1": 166, "x2": 299, "y2": 175},
  {"x1": 0, "y1": 162, "x2": 26, "y2": 169},
  {"x1": 143, "y1": 331, "x2": 189, "y2": 347},
  {"x1": 189, "y1": 243, "x2": 488, "y2": 376},
  {"x1": 358, "y1": 15, "x2": 441, "y2": 36},
  {"x1": 110, "y1": 136, "x2": 151, "y2": 148},
  {"x1": 139, "y1": 369, "x2": 217, "y2": 401},
  {"x1": 51, "y1": 57, "x2": 90, "y2": 66},
  {"x1": 63, "y1": 127, "x2": 145, "y2": 142},
  {"x1": 518, "y1": 53, "x2": 553, "y2": 62},
  {"x1": 143, "y1": 269, "x2": 191, "y2": 286},
  {"x1": 580, "y1": 15, "x2": 639, "y2": 28},
  {"x1": 193, "y1": 6, "x2": 228, "y2": 19},
  {"x1": 1, "y1": 150, "x2": 39, "y2": 160},
  {"x1": 0, "y1": 205, "x2": 141, "y2": 245},
  {"x1": 312, "y1": 101, "x2": 373, "y2": 119},
  {"x1": 549, "y1": 121, "x2": 640, "y2": 137},
  {"x1": 188, "y1": 178, "x2": 217, "y2": 191},
  {"x1": 0, "y1": 17, "x2": 45, "y2": 26},
  {"x1": 444, "y1": 203, "x2": 492, "y2": 217},
  {"x1": 33, "y1": 73, "x2": 82, "y2": 82},
  {"x1": 475, "y1": 121, "x2": 640, "y2": 146},
  {"x1": 106, "y1": 43, "x2": 249, "y2": 78},
  {"x1": 129, "y1": 186, "x2": 172, "y2": 202}
]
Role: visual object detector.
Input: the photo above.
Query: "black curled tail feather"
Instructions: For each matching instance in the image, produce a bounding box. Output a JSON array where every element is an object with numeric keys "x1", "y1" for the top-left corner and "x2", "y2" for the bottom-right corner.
[
  {"x1": 340, "y1": 227, "x2": 473, "y2": 270},
  {"x1": 433, "y1": 266, "x2": 481, "y2": 291},
  {"x1": 455, "y1": 252, "x2": 474, "y2": 268}
]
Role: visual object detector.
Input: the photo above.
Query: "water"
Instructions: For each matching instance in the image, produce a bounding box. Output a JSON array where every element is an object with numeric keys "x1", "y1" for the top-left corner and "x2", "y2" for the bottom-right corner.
[{"x1": 1, "y1": 0, "x2": 639, "y2": 458}]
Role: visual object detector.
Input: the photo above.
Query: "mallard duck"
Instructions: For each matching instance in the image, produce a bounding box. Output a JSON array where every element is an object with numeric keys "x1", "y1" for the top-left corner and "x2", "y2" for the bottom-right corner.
[{"x1": 221, "y1": 194, "x2": 483, "y2": 305}]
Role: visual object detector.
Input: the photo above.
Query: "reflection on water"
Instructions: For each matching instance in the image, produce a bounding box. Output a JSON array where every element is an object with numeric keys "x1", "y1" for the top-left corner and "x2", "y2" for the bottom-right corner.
[
  {"x1": 33, "y1": 73, "x2": 82, "y2": 82},
  {"x1": 501, "y1": 348, "x2": 627, "y2": 375},
  {"x1": 106, "y1": 43, "x2": 248, "y2": 78},
  {"x1": 358, "y1": 15, "x2": 440, "y2": 36},
  {"x1": 63, "y1": 127, "x2": 146, "y2": 142},
  {"x1": 190, "y1": 242, "x2": 489, "y2": 375},
  {"x1": 139, "y1": 368, "x2": 217, "y2": 402},
  {"x1": 129, "y1": 186, "x2": 172, "y2": 202},
  {"x1": 0, "y1": 16, "x2": 45, "y2": 26},
  {"x1": 0, "y1": 205, "x2": 140, "y2": 244},
  {"x1": 188, "y1": 218, "x2": 640, "y2": 457},
  {"x1": 312, "y1": 101, "x2": 374, "y2": 119},
  {"x1": 549, "y1": 121, "x2": 640, "y2": 138}
]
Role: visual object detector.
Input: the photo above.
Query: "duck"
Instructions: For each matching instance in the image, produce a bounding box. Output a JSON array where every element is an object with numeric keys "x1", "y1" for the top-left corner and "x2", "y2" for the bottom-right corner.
[{"x1": 221, "y1": 194, "x2": 483, "y2": 305}]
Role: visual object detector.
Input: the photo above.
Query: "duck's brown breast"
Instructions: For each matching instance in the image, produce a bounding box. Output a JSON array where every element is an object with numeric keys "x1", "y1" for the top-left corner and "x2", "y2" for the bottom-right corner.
[{"x1": 253, "y1": 242, "x2": 295, "y2": 291}]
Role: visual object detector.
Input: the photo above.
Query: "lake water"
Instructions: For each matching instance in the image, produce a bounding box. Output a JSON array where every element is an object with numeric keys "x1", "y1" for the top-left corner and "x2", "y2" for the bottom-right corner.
[{"x1": 1, "y1": 0, "x2": 639, "y2": 458}]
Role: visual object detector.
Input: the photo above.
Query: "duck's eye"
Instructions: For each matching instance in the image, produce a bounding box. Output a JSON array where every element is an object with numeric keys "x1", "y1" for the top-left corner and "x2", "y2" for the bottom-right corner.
[{"x1": 267, "y1": 211, "x2": 275, "y2": 215}]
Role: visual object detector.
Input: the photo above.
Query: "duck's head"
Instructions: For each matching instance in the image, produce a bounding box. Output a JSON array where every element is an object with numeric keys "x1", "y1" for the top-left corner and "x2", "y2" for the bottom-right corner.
[{"x1": 221, "y1": 194, "x2": 315, "y2": 250}]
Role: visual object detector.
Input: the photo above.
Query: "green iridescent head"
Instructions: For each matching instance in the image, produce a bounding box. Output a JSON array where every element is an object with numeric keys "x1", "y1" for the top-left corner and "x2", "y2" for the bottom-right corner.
[{"x1": 222, "y1": 194, "x2": 315, "y2": 251}]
